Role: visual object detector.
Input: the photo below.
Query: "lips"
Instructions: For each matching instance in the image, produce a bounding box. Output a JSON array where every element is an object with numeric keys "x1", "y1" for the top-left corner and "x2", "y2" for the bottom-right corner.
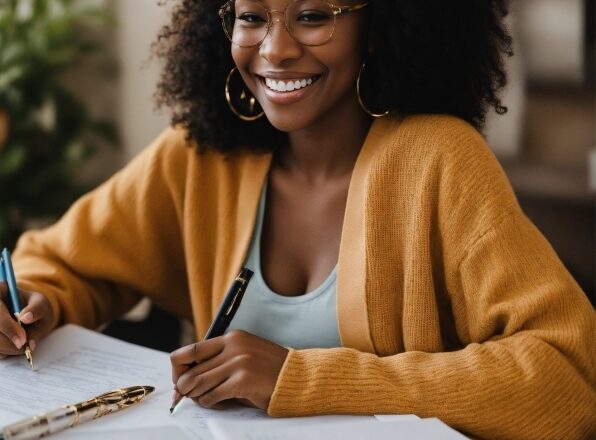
[
  {"x1": 263, "y1": 75, "x2": 320, "y2": 92},
  {"x1": 257, "y1": 74, "x2": 322, "y2": 105}
]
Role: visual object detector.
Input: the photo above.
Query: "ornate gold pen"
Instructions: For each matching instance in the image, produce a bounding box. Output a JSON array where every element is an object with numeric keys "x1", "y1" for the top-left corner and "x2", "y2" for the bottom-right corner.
[
  {"x1": 0, "y1": 386, "x2": 155, "y2": 440},
  {"x1": 0, "y1": 248, "x2": 33, "y2": 370}
]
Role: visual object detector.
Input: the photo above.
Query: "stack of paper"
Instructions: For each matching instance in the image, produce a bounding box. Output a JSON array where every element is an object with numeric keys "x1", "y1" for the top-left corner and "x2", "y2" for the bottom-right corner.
[
  {"x1": 0, "y1": 326, "x2": 467, "y2": 439},
  {"x1": 0, "y1": 325, "x2": 266, "y2": 440},
  {"x1": 208, "y1": 417, "x2": 468, "y2": 440}
]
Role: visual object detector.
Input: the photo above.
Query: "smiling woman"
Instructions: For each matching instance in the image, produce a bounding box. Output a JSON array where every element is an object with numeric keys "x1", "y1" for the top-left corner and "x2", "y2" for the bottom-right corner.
[
  {"x1": 231, "y1": 0, "x2": 370, "y2": 133},
  {"x1": 153, "y1": 0, "x2": 512, "y2": 152},
  {"x1": 3, "y1": 1, "x2": 595, "y2": 440}
]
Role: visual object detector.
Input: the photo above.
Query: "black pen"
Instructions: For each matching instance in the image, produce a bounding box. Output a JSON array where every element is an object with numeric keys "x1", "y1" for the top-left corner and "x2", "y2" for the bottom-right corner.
[{"x1": 169, "y1": 267, "x2": 253, "y2": 413}]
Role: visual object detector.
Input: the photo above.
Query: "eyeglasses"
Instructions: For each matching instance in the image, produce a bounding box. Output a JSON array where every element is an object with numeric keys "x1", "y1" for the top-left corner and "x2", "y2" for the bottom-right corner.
[{"x1": 218, "y1": 0, "x2": 370, "y2": 48}]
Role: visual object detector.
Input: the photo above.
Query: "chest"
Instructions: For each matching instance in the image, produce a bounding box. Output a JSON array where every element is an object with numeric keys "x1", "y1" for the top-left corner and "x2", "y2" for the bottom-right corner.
[{"x1": 260, "y1": 172, "x2": 350, "y2": 296}]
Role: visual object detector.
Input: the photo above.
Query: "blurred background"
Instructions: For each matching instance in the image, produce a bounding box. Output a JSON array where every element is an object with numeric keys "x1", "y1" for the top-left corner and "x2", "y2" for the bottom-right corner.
[{"x1": 0, "y1": 0, "x2": 594, "y2": 350}]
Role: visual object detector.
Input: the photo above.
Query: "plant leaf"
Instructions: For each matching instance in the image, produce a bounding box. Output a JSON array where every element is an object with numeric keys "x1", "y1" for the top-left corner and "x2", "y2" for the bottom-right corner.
[{"x1": 0, "y1": 143, "x2": 26, "y2": 176}]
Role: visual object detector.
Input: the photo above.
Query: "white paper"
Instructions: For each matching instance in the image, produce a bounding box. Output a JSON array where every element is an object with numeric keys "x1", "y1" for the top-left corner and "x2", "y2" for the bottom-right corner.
[
  {"x1": 208, "y1": 417, "x2": 469, "y2": 440},
  {"x1": 171, "y1": 397, "x2": 267, "y2": 438},
  {"x1": 0, "y1": 325, "x2": 465, "y2": 440},
  {"x1": 374, "y1": 414, "x2": 420, "y2": 422},
  {"x1": 0, "y1": 325, "x2": 267, "y2": 439},
  {"x1": 0, "y1": 325, "x2": 171, "y2": 428},
  {"x1": 56, "y1": 425, "x2": 196, "y2": 440}
]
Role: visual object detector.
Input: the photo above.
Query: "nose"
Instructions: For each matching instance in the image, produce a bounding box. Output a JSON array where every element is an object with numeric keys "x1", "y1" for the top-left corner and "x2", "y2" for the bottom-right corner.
[{"x1": 259, "y1": 11, "x2": 302, "y2": 65}]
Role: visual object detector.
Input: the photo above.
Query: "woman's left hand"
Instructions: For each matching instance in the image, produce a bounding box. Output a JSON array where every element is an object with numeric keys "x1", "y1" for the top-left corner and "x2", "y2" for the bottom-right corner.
[{"x1": 170, "y1": 330, "x2": 289, "y2": 411}]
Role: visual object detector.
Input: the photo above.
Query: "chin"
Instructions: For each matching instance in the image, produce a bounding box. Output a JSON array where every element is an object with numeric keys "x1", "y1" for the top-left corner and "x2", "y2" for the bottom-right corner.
[{"x1": 262, "y1": 111, "x2": 316, "y2": 134}]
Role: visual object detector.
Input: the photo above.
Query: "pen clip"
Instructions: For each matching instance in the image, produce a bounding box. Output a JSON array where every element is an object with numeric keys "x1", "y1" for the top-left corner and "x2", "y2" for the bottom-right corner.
[
  {"x1": 224, "y1": 270, "x2": 252, "y2": 316},
  {"x1": 225, "y1": 287, "x2": 243, "y2": 316},
  {"x1": 94, "y1": 386, "x2": 147, "y2": 409}
]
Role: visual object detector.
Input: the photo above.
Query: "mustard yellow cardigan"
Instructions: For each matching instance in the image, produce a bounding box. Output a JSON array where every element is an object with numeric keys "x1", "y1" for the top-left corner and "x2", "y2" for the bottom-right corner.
[{"x1": 13, "y1": 115, "x2": 595, "y2": 439}]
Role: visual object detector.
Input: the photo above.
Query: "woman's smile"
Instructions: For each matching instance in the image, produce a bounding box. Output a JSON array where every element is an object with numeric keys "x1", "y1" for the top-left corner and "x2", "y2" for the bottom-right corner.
[
  {"x1": 257, "y1": 73, "x2": 322, "y2": 105},
  {"x1": 230, "y1": 0, "x2": 369, "y2": 134}
]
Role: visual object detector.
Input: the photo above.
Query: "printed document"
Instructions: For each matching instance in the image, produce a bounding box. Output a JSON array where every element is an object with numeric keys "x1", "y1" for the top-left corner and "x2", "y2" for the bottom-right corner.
[
  {"x1": 0, "y1": 325, "x2": 466, "y2": 439},
  {"x1": 0, "y1": 325, "x2": 264, "y2": 439}
]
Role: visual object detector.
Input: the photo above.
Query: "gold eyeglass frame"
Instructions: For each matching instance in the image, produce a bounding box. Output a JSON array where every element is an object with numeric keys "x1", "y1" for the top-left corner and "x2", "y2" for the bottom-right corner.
[{"x1": 218, "y1": 0, "x2": 370, "y2": 48}]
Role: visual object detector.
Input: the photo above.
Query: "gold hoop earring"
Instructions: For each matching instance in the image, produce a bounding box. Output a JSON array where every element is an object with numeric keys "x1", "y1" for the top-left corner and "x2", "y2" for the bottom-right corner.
[
  {"x1": 357, "y1": 63, "x2": 389, "y2": 118},
  {"x1": 225, "y1": 67, "x2": 264, "y2": 121}
]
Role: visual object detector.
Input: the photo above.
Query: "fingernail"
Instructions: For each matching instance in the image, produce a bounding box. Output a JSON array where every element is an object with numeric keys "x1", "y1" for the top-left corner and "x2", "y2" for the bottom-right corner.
[
  {"x1": 12, "y1": 336, "x2": 24, "y2": 349},
  {"x1": 20, "y1": 312, "x2": 33, "y2": 324},
  {"x1": 29, "y1": 340, "x2": 36, "y2": 352}
]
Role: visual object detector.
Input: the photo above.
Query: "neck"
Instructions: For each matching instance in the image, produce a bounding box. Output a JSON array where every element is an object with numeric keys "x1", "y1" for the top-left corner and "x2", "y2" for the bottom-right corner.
[{"x1": 275, "y1": 98, "x2": 372, "y2": 184}]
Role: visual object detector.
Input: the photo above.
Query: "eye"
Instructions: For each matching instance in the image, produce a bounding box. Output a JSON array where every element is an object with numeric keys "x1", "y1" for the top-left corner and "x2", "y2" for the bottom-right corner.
[
  {"x1": 237, "y1": 13, "x2": 267, "y2": 23},
  {"x1": 297, "y1": 11, "x2": 331, "y2": 23}
]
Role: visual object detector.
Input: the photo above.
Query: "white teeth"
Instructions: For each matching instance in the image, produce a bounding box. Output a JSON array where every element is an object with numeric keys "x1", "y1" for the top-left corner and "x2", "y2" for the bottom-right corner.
[{"x1": 264, "y1": 76, "x2": 317, "y2": 93}]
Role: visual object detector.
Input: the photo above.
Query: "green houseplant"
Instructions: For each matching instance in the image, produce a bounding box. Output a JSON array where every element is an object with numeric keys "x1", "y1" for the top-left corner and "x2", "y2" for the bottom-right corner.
[{"x1": 0, "y1": 0, "x2": 117, "y2": 248}]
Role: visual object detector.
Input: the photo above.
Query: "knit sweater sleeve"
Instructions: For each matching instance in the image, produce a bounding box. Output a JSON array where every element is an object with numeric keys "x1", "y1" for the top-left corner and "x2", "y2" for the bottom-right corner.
[
  {"x1": 268, "y1": 210, "x2": 595, "y2": 439},
  {"x1": 11, "y1": 128, "x2": 192, "y2": 329}
]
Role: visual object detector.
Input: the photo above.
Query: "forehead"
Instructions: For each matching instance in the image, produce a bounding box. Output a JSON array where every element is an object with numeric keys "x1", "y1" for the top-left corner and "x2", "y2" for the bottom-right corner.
[{"x1": 235, "y1": 0, "x2": 358, "y2": 6}]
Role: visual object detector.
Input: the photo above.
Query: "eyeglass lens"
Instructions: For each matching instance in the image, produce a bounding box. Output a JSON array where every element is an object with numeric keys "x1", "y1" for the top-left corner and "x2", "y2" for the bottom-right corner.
[{"x1": 222, "y1": 0, "x2": 336, "y2": 47}]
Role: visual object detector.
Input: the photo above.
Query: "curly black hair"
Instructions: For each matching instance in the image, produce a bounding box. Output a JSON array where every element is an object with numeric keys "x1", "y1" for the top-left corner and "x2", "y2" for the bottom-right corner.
[{"x1": 153, "y1": 0, "x2": 513, "y2": 154}]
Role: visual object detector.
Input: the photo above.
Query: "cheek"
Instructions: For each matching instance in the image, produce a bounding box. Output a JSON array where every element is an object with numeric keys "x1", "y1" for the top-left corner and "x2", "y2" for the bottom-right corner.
[
  {"x1": 327, "y1": 47, "x2": 362, "y2": 77},
  {"x1": 318, "y1": 45, "x2": 365, "y2": 98},
  {"x1": 319, "y1": 23, "x2": 368, "y2": 87},
  {"x1": 230, "y1": 44, "x2": 246, "y2": 69},
  {"x1": 231, "y1": 47, "x2": 259, "y2": 95}
]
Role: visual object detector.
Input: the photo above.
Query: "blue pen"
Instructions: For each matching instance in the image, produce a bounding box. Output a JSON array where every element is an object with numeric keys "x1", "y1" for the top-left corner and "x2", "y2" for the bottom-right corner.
[
  {"x1": 1, "y1": 248, "x2": 34, "y2": 369},
  {"x1": 0, "y1": 258, "x2": 6, "y2": 283}
]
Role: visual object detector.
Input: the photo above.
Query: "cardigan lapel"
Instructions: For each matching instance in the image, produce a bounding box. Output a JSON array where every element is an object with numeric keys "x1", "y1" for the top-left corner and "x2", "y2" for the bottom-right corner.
[
  {"x1": 212, "y1": 116, "x2": 400, "y2": 353},
  {"x1": 337, "y1": 116, "x2": 402, "y2": 353},
  {"x1": 212, "y1": 152, "x2": 273, "y2": 314}
]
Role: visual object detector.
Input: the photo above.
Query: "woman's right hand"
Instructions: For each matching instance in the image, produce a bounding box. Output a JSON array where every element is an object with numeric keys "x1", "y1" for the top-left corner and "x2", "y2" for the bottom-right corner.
[{"x1": 0, "y1": 283, "x2": 55, "y2": 358}]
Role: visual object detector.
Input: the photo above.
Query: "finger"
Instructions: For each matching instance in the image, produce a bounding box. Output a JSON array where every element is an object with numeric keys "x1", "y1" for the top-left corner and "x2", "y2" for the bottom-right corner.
[
  {"x1": 0, "y1": 333, "x2": 25, "y2": 355},
  {"x1": 171, "y1": 389, "x2": 182, "y2": 406},
  {"x1": 178, "y1": 362, "x2": 230, "y2": 399},
  {"x1": 195, "y1": 377, "x2": 240, "y2": 409},
  {"x1": 25, "y1": 325, "x2": 51, "y2": 352},
  {"x1": 171, "y1": 337, "x2": 225, "y2": 364},
  {"x1": 175, "y1": 351, "x2": 226, "y2": 395},
  {"x1": 0, "y1": 300, "x2": 26, "y2": 350},
  {"x1": 191, "y1": 397, "x2": 228, "y2": 411},
  {"x1": 18, "y1": 293, "x2": 50, "y2": 325},
  {"x1": 171, "y1": 338, "x2": 224, "y2": 383},
  {"x1": 184, "y1": 352, "x2": 225, "y2": 379}
]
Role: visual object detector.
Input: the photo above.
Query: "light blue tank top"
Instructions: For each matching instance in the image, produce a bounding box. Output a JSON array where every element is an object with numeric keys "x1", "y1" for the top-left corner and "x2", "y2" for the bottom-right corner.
[{"x1": 226, "y1": 182, "x2": 341, "y2": 349}]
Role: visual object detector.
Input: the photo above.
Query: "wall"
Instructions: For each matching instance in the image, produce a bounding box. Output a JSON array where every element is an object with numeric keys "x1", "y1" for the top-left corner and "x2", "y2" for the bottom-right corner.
[
  {"x1": 67, "y1": 0, "x2": 171, "y2": 183},
  {"x1": 112, "y1": 0, "x2": 172, "y2": 162}
]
